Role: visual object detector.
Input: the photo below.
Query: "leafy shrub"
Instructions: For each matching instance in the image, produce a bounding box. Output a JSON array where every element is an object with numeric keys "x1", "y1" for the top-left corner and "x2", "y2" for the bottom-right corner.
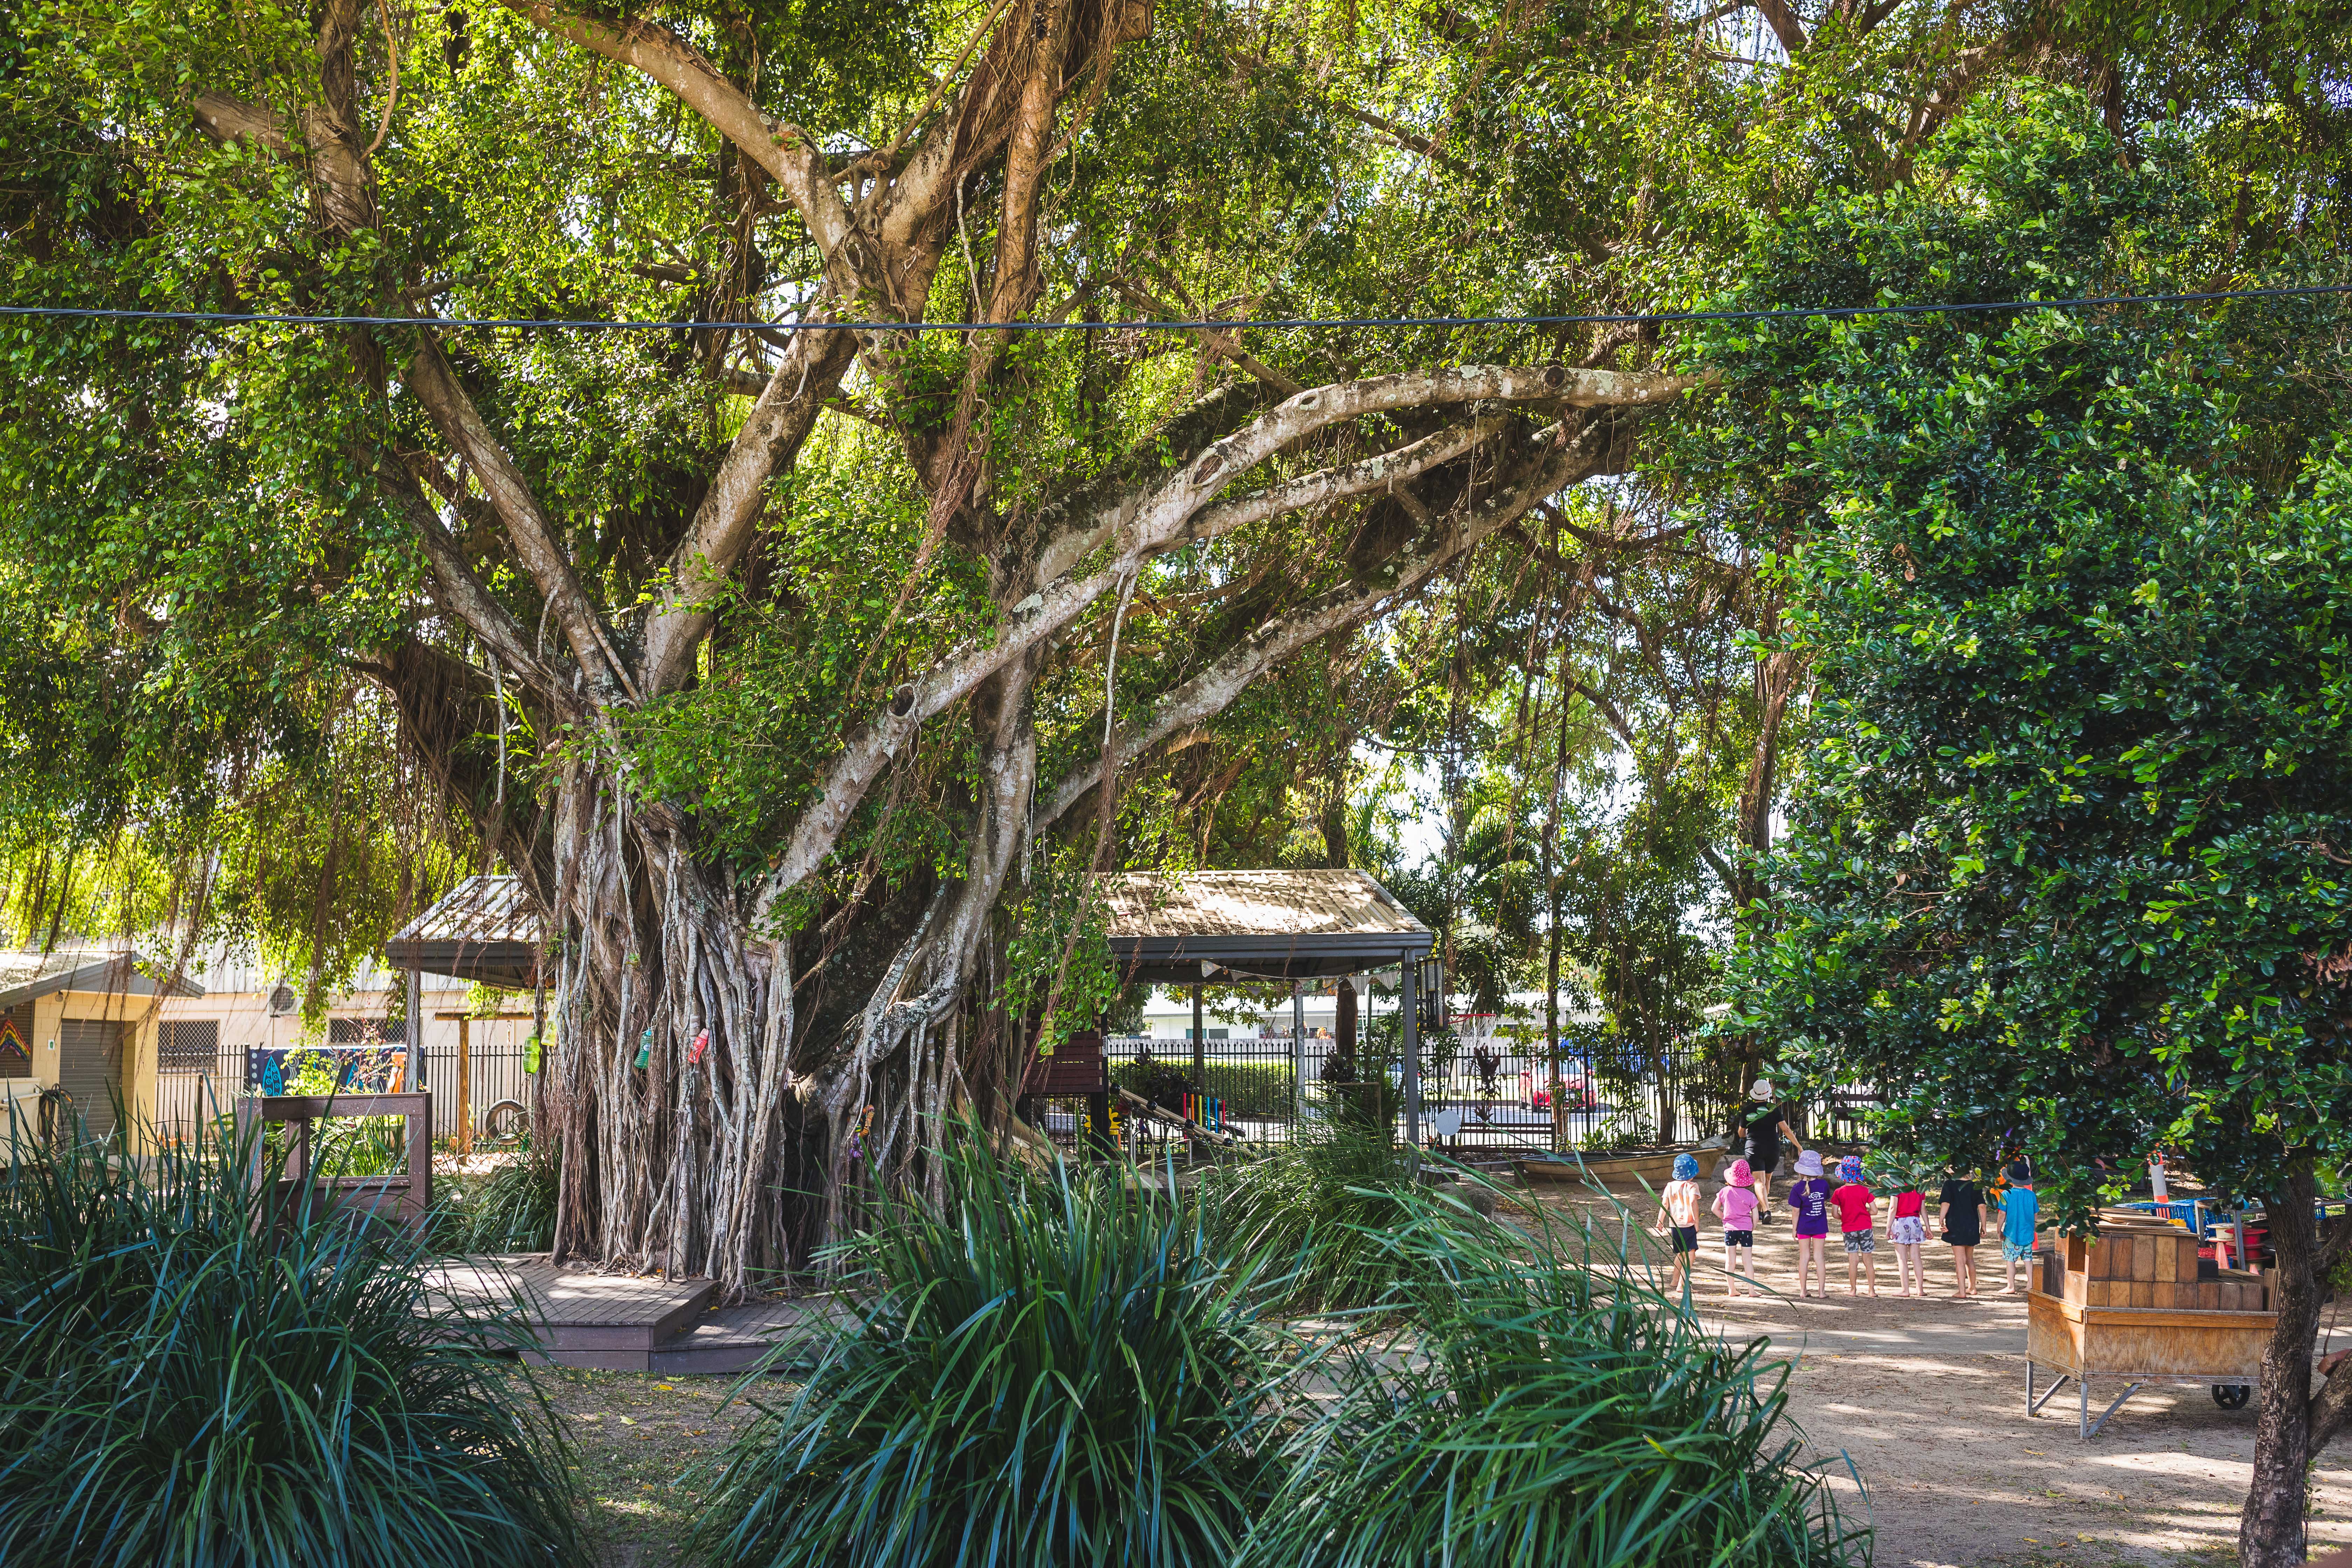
[
  {"x1": 278, "y1": 1049, "x2": 410, "y2": 1177},
  {"x1": 1241, "y1": 1189, "x2": 1868, "y2": 1568},
  {"x1": 690, "y1": 1129, "x2": 1282, "y2": 1568},
  {"x1": 1214, "y1": 1124, "x2": 1423, "y2": 1310},
  {"x1": 1112, "y1": 1057, "x2": 1296, "y2": 1119},
  {"x1": 441, "y1": 1140, "x2": 560, "y2": 1253},
  {"x1": 0, "y1": 1125, "x2": 580, "y2": 1568}
]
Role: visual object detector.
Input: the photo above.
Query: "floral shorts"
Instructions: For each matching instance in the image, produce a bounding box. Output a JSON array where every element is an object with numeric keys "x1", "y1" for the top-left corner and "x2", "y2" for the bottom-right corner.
[
  {"x1": 1842, "y1": 1230, "x2": 1876, "y2": 1254},
  {"x1": 2002, "y1": 1238, "x2": 2036, "y2": 1264},
  {"x1": 1890, "y1": 1215, "x2": 1926, "y2": 1246}
]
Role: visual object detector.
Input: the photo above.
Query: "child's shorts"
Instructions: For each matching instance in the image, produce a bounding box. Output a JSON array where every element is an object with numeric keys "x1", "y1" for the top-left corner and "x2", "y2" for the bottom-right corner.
[
  {"x1": 1841, "y1": 1230, "x2": 1876, "y2": 1254},
  {"x1": 1890, "y1": 1214, "x2": 1926, "y2": 1246},
  {"x1": 2002, "y1": 1238, "x2": 2036, "y2": 1263},
  {"x1": 1670, "y1": 1225, "x2": 1699, "y2": 1255},
  {"x1": 1722, "y1": 1228, "x2": 1754, "y2": 1249}
]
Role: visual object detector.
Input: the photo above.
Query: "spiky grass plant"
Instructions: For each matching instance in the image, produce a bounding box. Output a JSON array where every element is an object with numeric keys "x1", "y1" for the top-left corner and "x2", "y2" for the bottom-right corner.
[
  {"x1": 444, "y1": 1138, "x2": 561, "y2": 1253},
  {"x1": 1213, "y1": 1122, "x2": 1423, "y2": 1311},
  {"x1": 0, "y1": 1124, "x2": 580, "y2": 1568},
  {"x1": 690, "y1": 1129, "x2": 1283, "y2": 1568},
  {"x1": 1241, "y1": 1182, "x2": 1869, "y2": 1568}
]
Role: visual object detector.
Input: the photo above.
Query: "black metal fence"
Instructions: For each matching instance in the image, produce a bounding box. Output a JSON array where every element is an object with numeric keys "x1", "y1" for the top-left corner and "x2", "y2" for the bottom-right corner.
[
  {"x1": 1028, "y1": 1024, "x2": 1808, "y2": 1159},
  {"x1": 150, "y1": 1019, "x2": 539, "y2": 1150}
]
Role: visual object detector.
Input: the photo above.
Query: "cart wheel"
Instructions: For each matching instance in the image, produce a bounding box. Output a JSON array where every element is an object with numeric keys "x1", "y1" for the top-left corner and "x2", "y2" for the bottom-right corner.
[
  {"x1": 481, "y1": 1099, "x2": 527, "y2": 1144},
  {"x1": 2212, "y1": 1384, "x2": 2251, "y2": 1410}
]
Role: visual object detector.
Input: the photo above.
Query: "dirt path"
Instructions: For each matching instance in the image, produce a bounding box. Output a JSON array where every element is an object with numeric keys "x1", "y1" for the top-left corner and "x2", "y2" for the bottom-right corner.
[{"x1": 1519, "y1": 1172, "x2": 2352, "y2": 1565}]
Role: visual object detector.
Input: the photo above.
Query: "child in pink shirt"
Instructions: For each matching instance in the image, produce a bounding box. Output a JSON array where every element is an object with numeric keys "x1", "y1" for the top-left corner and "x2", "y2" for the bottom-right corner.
[
  {"x1": 1829, "y1": 1155, "x2": 1879, "y2": 1297},
  {"x1": 1713, "y1": 1157, "x2": 1760, "y2": 1297}
]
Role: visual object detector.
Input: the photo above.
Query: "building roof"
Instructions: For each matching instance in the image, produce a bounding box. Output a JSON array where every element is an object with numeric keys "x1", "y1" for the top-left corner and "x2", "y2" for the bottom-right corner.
[
  {"x1": 383, "y1": 876, "x2": 545, "y2": 988},
  {"x1": 0, "y1": 945, "x2": 205, "y2": 1010},
  {"x1": 1095, "y1": 869, "x2": 1432, "y2": 983}
]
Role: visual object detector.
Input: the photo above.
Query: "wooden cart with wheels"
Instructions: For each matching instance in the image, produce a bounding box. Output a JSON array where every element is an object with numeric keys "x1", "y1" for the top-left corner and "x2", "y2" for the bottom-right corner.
[{"x1": 2026, "y1": 1210, "x2": 2275, "y2": 1437}]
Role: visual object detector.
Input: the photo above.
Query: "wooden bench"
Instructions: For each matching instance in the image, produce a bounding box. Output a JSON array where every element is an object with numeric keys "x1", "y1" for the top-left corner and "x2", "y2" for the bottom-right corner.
[{"x1": 236, "y1": 1093, "x2": 433, "y2": 1230}]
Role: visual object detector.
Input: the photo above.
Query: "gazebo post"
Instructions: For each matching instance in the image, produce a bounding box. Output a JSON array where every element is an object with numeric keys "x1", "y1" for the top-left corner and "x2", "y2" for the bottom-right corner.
[
  {"x1": 1291, "y1": 982, "x2": 1305, "y2": 1129},
  {"x1": 405, "y1": 962, "x2": 426, "y2": 1091},
  {"x1": 1400, "y1": 958, "x2": 1420, "y2": 1150}
]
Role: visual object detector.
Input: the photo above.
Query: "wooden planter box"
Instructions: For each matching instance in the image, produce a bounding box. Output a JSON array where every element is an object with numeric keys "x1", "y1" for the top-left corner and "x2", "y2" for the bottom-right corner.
[
  {"x1": 1517, "y1": 1146, "x2": 1720, "y2": 1185},
  {"x1": 2026, "y1": 1211, "x2": 2274, "y2": 1437}
]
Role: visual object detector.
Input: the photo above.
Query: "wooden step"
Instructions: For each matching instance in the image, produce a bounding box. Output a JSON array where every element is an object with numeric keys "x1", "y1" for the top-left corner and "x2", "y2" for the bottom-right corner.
[{"x1": 429, "y1": 1254, "x2": 718, "y2": 1371}]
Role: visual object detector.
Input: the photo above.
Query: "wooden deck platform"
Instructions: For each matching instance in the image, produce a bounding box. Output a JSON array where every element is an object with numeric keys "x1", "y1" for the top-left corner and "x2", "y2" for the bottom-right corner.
[{"x1": 429, "y1": 1254, "x2": 814, "y2": 1374}]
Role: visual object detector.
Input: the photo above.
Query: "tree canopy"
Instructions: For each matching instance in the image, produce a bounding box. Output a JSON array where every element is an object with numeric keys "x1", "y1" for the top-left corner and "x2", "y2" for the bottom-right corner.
[{"x1": 1699, "y1": 89, "x2": 2352, "y2": 1566}]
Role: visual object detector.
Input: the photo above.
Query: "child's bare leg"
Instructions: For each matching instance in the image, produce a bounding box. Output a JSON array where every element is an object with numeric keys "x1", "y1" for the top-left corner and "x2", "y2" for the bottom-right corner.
[
  {"x1": 1846, "y1": 1250, "x2": 1858, "y2": 1295},
  {"x1": 1866, "y1": 1248, "x2": 1879, "y2": 1295}
]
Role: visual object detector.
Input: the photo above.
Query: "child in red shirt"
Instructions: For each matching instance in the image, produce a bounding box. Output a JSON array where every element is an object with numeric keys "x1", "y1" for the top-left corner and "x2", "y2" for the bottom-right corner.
[{"x1": 1829, "y1": 1155, "x2": 1879, "y2": 1297}]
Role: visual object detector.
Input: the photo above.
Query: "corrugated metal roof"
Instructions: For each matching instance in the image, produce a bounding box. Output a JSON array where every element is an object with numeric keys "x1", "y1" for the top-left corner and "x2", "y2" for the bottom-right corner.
[
  {"x1": 387, "y1": 875, "x2": 541, "y2": 948},
  {"x1": 0, "y1": 945, "x2": 205, "y2": 1009},
  {"x1": 1096, "y1": 869, "x2": 1429, "y2": 940}
]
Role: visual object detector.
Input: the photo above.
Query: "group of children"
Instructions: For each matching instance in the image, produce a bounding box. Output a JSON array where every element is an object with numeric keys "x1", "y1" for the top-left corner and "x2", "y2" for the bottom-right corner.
[{"x1": 1652, "y1": 1150, "x2": 2045, "y2": 1301}]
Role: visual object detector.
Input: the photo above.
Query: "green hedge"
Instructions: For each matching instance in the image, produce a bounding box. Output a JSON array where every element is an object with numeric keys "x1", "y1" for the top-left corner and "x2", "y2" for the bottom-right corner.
[{"x1": 1112, "y1": 1060, "x2": 1297, "y2": 1120}]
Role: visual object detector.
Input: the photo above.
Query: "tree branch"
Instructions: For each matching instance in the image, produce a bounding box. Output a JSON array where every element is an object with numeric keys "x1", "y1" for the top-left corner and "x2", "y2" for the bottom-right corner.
[
  {"x1": 1328, "y1": 99, "x2": 1477, "y2": 182},
  {"x1": 1040, "y1": 418, "x2": 1620, "y2": 827},
  {"x1": 404, "y1": 338, "x2": 639, "y2": 704},
  {"x1": 493, "y1": 2, "x2": 864, "y2": 300},
  {"x1": 750, "y1": 364, "x2": 1694, "y2": 918},
  {"x1": 376, "y1": 453, "x2": 581, "y2": 715},
  {"x1": 639, "y1": 329, "x2": 860, "y2": 696},
  {"x1": 190, "y1": 91, "x2": 294, "y2": 156}
]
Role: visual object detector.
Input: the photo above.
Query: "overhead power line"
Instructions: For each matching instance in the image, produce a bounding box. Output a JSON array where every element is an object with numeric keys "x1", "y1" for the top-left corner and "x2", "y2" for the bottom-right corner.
[{"x1": 0, "y1": 282, "x2": 2344, "y2": 335}]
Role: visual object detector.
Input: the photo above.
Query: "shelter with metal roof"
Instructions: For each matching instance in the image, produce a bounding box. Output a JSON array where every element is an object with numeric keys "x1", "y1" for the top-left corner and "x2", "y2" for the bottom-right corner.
[
  {"x1": 1096, "y1": 868, "x2": 1432, "y2": 983},
  {"x1": 1095, "y1": 868, "x2": 1436, "y2": 1143},
  {"x1": 383, "y1": 876, "x2": 545, "y2": 990}
]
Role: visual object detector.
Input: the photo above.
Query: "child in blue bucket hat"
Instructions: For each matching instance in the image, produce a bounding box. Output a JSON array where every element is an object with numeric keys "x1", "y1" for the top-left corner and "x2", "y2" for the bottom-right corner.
[{"x1": 1651, "y1": 1152, "x2": 1705, "y2": 1295}]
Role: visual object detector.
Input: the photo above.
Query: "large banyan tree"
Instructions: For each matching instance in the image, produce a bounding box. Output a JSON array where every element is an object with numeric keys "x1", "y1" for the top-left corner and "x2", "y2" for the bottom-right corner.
[{"x1": 4, "y1": 0, "x2": 2316, "y2": 1293}]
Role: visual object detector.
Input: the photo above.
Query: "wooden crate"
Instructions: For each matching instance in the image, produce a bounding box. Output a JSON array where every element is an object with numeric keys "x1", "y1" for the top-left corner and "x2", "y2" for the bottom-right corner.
[
  {"x1": 2050, "y1": 1217, "x2": 2267, "y2": 1313},
  {"x1": 2028, "y1": 1287, "x2": 2275, "y2": 1383}
]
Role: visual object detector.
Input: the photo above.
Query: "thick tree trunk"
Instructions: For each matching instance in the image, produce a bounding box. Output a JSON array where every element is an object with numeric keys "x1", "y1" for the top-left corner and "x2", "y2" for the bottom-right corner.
[
  {"x1": 542, "y1": 766, "x2": 797, "y2": 1299},
  {"x1": 2241, "y1": 1160, "x2": 2322, "y2": 1567}
]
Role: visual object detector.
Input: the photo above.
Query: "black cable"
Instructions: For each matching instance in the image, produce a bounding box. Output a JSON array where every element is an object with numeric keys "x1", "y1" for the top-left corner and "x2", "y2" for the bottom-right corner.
[{"x1": 0, "y1": 282, "x2": 2345, "y2": 334}]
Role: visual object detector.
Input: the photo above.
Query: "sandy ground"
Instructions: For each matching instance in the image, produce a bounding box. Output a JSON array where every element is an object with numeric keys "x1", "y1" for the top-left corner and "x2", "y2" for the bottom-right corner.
[
  {"x1": 550, "y1": 1170, "x2": 2352, "y2": 1567},
  {"x1": 1524, "y1": 1173, "x2": 2352, "y2": 1567}
]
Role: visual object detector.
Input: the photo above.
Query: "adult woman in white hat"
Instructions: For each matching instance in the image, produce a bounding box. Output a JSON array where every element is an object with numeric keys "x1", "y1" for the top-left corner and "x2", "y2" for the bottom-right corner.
[{"x1": 1741, "y1": 1078, "x2": 1803, "y2": 1224}]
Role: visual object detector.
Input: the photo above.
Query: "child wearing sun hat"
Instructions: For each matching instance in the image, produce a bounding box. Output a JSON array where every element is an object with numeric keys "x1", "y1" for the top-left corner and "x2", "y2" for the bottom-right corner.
[
  {"x1": 1713, "y1": 1156, "x2": 1760, "y2": 1297},
  {"x1": 1651, "y1": 1152, "x2": 1706, "y2": 1295},
  {"x1": 1787, "y1": 1148, "x2": 1832, "y2": 1298},
  {"x1": 1829, "y1": 1154, "x2": 1880, "y2": 1298}
]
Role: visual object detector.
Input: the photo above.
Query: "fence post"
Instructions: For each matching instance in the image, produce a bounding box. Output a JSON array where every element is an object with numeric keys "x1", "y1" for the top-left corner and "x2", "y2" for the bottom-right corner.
[
  {"x1": 1401, "y1": 961, "x2": 1420, "y2": 1150},
  {"x1": 456, "y1": 1016, "x2": 472, "y2": 1157}
]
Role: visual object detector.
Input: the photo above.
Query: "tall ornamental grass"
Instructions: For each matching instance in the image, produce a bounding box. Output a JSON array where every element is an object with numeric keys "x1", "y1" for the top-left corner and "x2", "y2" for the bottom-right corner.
[
  {"x1": 0, "y1": 1122, "x2": 580, "y2": 1568},
  {"x1": 1213, "y1": 1121, "x2": 1423, "y2": 1310},
  {"x1": 441, "y1": 1138, "x2": 561, "y2": 1253},
  {"x1": 1241, "y1": 1182, "x2": 1869, "y2": 1568},
  {"x1": 690, "y1": 1130, "x2": 1283, "y2": 1568}
]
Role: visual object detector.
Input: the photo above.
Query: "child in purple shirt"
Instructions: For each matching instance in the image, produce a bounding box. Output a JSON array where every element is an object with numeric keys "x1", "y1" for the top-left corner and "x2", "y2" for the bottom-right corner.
[{"x1": 1787, "y1": 1149, "x2": 1832, "y2": 1298}]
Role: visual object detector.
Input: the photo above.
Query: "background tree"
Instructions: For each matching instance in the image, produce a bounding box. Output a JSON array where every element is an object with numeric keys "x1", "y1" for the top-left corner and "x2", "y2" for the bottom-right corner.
[{"x1": 1702, "y1": 92, "x2": 2352, "y2": 1567}]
